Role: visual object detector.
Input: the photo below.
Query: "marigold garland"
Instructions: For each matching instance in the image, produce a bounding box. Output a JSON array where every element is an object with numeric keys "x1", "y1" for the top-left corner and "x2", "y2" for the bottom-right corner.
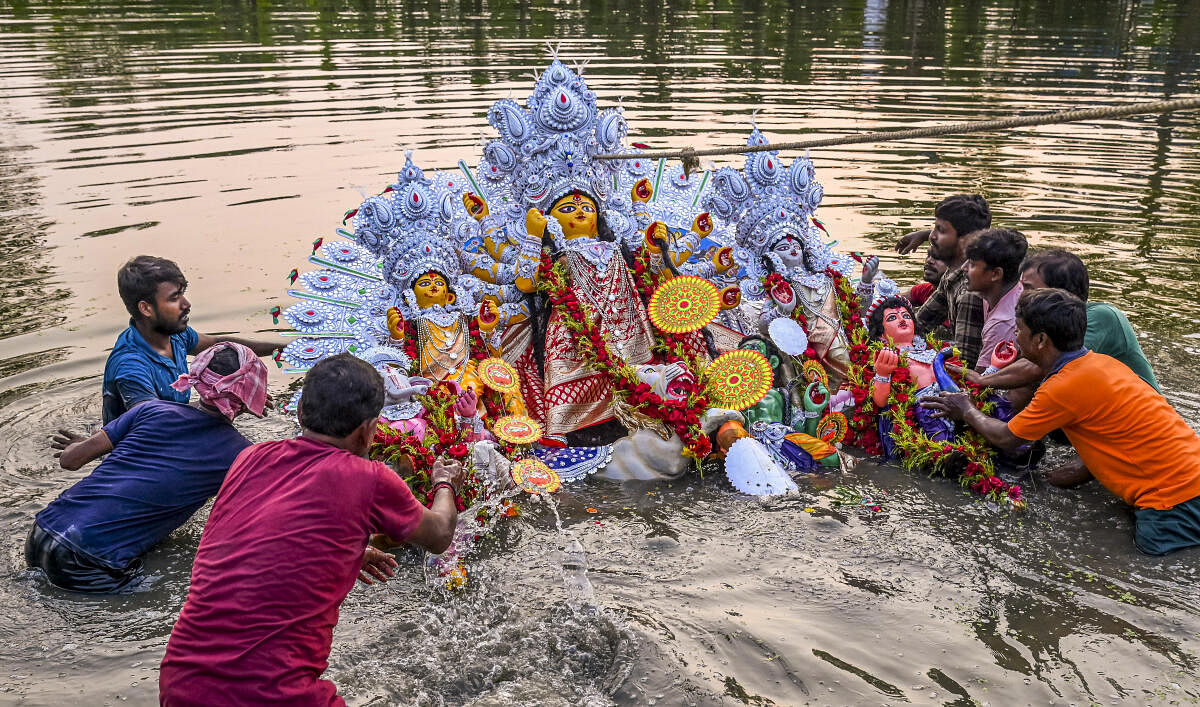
[{"x1": 540, "y1": 249, "x2": 713, "y2": 460}]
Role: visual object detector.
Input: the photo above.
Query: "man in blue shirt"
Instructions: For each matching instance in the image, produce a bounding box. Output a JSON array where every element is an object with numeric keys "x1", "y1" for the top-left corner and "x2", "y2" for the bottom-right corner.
[
  {"x1": 31, "y1": 343, "x2": 268, "y2": 592},
  {"x1": 101, "y1": 255, "x2": 281, "y2": 423}
]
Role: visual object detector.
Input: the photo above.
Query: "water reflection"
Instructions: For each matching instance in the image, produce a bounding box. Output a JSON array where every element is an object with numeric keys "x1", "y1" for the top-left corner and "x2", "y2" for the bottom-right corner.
[{"x1": 1, "y1": 0, "x2": 1199, "y2": 704}]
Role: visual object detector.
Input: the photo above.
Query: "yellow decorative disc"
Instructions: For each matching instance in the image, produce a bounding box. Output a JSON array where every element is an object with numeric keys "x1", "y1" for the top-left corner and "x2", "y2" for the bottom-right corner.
[
  {"x1": 649, "y1": 275, "x2": 720, "y2": 334},
  {"x1": 704, "y1": 349, "x2": 774, "y2": 411},
  {"x1": 816, "y1": 412, "x2": 848, "y2": 444},
  {"x1": 511, "y1": 458, "x2": 561, "y2": 494},
  {"x1": 802, "y1": 359, "x2": 829, "y2": 387},
  {"x1": 477, "y1": 357, "x2": 520, "y2": 394},
  {"x1": 493, "y1": 415, "x2": 542, "y2": 445}
]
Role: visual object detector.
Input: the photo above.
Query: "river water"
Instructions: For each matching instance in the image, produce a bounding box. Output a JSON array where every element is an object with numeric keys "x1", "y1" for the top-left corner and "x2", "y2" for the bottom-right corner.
[{"x1": 1, "y1": 0, "x2": 1198, "y2": 704}]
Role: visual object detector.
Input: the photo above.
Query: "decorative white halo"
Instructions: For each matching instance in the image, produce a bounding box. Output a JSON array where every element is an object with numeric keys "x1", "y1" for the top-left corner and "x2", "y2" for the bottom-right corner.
[{"x1": 767, "y1": 317, "x2": 810, "y2": 356}]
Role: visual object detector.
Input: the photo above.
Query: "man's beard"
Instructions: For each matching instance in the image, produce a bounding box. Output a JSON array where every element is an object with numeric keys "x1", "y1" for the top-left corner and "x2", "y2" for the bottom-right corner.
[{"x1": 150, "y1": 310, "x2": 188, "y2": 336}]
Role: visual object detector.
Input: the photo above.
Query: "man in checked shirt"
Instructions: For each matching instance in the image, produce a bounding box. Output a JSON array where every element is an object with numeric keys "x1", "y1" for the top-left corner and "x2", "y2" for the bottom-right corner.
[{"x1": 897, "y1": 194, "x2": 992, "y2": 369}]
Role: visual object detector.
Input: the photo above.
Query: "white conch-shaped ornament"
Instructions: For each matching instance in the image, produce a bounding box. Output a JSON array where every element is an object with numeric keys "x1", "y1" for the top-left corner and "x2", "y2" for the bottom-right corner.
[
  {"x1": 595, "y1": 108, "x2": 628, "y2": 152},
  {"x1": 724, "y1": 437, "x2": 798, "y2": 496}
]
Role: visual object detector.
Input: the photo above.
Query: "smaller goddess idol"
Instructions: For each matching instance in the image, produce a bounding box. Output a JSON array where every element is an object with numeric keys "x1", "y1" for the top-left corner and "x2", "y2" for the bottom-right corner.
[{"x1": 867, "y1": 295, "x2": 956, "y2": 457}]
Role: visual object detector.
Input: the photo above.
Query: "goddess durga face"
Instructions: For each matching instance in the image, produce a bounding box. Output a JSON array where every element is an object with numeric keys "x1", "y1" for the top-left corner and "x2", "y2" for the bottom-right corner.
[
  {"x1": 770, "y1": 234, "x2": 806, "y2": 271},
  {"x1": 550, "y1": 192, "x2": 598, "y2": 240},
  {"x1": 412, "y1": 271, "x2": 454, "y2": 309}
]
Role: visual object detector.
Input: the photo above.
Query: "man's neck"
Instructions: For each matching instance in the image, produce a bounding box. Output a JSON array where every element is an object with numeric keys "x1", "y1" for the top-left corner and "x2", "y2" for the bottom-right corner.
[
  {"x1": 978, "y1": 280, "x2": 1017, "y2": 309},
  {"x1": 1027, "y1": 347, "x2": 1068, "y2": 377},
  {"x1": 133, "y1": 319, "x2": 173, "y2": 357},
  {"x1": 300, "y1": 427, "x2": 367, "y2": 458},
  {"x1": 190, "y1": 400, "x2": 232, "y2": 421}
]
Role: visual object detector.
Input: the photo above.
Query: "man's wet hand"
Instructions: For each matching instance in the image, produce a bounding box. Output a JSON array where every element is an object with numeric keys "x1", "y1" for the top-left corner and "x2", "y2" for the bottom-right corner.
[
  {"x1": 430, "y1": 457, "x2": 466, "y2": 493},
  {"x1": 50, "y1": 428, "x2": 84, "y2": 455},
  {"x1": 358, "y1": 546, "x2": 398, "y2": 586},
  {"x1": 920, "y1": 391, "x2": 972, "y2": 421}
]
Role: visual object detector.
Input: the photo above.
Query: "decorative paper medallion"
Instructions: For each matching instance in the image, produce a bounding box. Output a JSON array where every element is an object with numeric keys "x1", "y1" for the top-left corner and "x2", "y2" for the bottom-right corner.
[
  {"x1": 511, "y1": 458, "x2": 562, "y2": 494},
  {"x1": 815, "y1": 412, "x2": 848, "y2": 444},
  {"x1": 801, "y1": 359, "x2": 829, "y2": 388},
  {"x1": 649, "y1": 275, "x2": 720, "y2": 334},
  {"x1": 477, "y1": 357, "x2": 520, "y2": 394},
  {"x1": 493, "y1": 415, "x2": 542, "y2": 445},
  {"x1": 705, "y1": 349, "x2": 774, "y2": 411},
  {"x1": 767, "y1": 317, "x2": 809, "y2": 356}
]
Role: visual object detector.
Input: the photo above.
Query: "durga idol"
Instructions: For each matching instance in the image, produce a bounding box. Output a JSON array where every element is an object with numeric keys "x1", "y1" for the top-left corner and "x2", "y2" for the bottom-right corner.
[{"x1": 453, "y1": 54, "x2": 664, "y2": 446}]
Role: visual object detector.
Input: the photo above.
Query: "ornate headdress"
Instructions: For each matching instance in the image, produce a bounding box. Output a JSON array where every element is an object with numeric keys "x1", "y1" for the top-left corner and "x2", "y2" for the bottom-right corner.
[
  {"x1": 701, "y1": 123, "x2": 853, "y2": 286},
  {"x1": 349, "y1": 152, "x2": 479, "y2": 317},
  {"x1": 468, "y1": 47, "x2": 631, "y2": 240}
]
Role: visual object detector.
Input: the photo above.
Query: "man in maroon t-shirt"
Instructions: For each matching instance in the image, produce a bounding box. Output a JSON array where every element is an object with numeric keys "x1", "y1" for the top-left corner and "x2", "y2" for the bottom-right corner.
[{"x1": 160, "y1": 354, "x2": 465, "y2": 706}]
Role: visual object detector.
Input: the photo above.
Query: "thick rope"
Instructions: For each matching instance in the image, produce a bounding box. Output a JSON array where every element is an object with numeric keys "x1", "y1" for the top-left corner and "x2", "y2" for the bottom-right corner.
[{"x1": 595, "y1": 96, "x2": 1200, "y2": 166}]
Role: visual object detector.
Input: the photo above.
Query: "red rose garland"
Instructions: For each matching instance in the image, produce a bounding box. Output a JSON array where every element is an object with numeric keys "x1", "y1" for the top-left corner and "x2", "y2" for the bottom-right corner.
[
  {"x1": 369, "y1": 381, "x2": 481, "y2": 512},
  {"x1": 844, "y1": 335, "x2": 1024, "y2": 507}
]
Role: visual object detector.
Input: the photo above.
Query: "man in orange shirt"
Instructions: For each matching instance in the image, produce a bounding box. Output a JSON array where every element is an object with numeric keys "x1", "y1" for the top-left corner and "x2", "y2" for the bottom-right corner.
[{"x1": 922, "y1": 288, "x2": 1200, "y2": 555}]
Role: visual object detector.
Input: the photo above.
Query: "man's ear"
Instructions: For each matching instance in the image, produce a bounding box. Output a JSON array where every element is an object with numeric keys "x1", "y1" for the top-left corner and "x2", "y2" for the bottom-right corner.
[
  {"x1": 357, "y1": 415, "x2": 379, "y2": 449},
  {"x1": 769, "y1": 354, "x2": 781, "y2": 370},
  {"x1": 137, "y1": 299, "x2": 154, "y2": 319}
]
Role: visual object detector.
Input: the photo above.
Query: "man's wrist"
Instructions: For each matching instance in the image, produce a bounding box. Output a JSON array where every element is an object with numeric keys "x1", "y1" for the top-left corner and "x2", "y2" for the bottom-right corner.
[
  {"x1": 431, "y1": 480, "x2": 458, "y2": 497},
  {"x1": 961, "y1": 404, "x2": 987, "y2": 427}
]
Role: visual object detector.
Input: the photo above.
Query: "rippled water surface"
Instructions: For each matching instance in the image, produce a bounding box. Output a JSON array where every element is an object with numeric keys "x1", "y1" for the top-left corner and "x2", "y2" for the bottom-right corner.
[{"x1": 2, "y1": 0, "x2": 1199, "y2": 704}]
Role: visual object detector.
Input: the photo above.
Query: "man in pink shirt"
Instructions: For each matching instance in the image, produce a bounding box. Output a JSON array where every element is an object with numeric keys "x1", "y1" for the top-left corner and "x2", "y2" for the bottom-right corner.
[
  {"x1": 160, "y1": 353, "x2": 465, "y2": 706},
  {"x1": 964, "y1": 228, "x2": 1027, "y2": 371}
]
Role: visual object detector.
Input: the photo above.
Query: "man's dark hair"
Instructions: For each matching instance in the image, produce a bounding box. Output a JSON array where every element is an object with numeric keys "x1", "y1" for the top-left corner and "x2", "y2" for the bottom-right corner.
[
  {"x1": 965, "y1": 228, "x2": 1027, "y2": 285},
  {"x1": 868, "y1": 295, "x2": 920, "y2": 341},
  {"x1": 298, "y1": 354, "x2": 384, "y2": 437},
  {"x1": 1016, "y1": 288, "x2": 1086, "y2": 351},
  {"x1": 117, "y1": 256, "x2": 188, "y2": 319},
  {"x1": 208, "y1": 346, "x2": 241, "y2": 377},
  {"x1": 1020, "y1": 249, "x2": 1089, "y2": 301},
  {"x1": 934, "y1": 194, "x2": 991, "y2": 238}
]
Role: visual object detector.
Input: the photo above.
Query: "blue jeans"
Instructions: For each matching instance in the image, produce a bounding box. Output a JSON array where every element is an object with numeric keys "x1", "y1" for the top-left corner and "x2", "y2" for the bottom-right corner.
[{"x1": 1134, "y1": 494, "x2": 1200, "y2": 556}]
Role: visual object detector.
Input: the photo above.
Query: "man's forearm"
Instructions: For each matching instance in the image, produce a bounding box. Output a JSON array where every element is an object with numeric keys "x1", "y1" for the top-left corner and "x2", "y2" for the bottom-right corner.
[
  {"x1": 977, "y1": 359, "x2": 1041, "y2": 390},
  {"x1": 60, "y1": 431, "x2": 113, "y2": 471},
  {"x1": 426, "y1": 487, "x2": 459, "y2": 553},
  {"x1": 209, "y1": 335, "x2": 281, "y2": 357},
  {"x1": 1044, "y1": 456, "x2": 1094, "y2": 488},
  {"x1": 962, "y1": 406, "x2": 1024, "y2": 451}
]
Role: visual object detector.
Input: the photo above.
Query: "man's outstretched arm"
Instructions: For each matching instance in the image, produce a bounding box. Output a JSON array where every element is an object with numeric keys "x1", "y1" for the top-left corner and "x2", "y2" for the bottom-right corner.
[
  {"x1": 896, "y1": 229, "x2": 931, "y2": 254},
  {"x1": 947, "y1": 359, "x2": 1041, "y2": 390},
  {"x1": 192, "y1": 332, "x2": 282, "y2": 358},
  {"x1": 920, "y1": 391, "x2": 1032, "y2": 452}
]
